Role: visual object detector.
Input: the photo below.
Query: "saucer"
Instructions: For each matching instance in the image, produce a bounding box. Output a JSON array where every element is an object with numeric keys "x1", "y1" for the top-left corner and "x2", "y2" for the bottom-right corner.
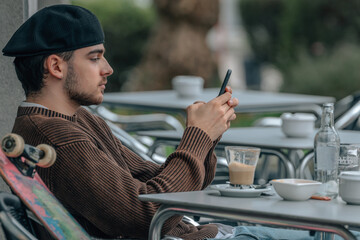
[{"x1": 210, "y1": 184, "x2": 271, "y2": 198}]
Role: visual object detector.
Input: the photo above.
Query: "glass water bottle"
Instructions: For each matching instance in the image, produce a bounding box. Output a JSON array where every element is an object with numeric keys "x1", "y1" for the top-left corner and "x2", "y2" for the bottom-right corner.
[{"x1": 314, "y1": 103, "x2": 340, "y2": 199}]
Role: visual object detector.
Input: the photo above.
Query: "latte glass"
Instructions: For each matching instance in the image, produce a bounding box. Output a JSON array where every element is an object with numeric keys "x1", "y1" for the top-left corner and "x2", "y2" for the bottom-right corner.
[{"x1": 225, "y1": 146, "x2": 260, "y2": 186}]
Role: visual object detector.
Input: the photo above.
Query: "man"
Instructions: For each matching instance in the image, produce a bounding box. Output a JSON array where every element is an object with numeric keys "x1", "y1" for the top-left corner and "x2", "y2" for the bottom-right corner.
[{"x1": 3, "y1": 4, "x2": 238, "y2": 239}]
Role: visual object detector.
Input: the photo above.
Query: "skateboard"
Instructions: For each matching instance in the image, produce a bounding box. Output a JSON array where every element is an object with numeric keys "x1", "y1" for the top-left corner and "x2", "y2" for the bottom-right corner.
[{"x1": 0, "y1": 133, "x2": 91, "y2": 240}]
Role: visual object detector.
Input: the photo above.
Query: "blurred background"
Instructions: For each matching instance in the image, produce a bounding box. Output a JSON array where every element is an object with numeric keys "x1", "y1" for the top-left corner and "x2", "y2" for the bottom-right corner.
[{"x1": 71, "y1": 0, "x2": 360, "y2": 101}]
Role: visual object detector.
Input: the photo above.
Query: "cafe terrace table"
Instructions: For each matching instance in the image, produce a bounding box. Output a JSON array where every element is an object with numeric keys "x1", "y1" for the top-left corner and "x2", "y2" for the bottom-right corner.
[
  {"x1": 136, "y1": 127, "x2": 360, "y2": 178},
  {"x1": 103, "y1": 89, "x2": 334, "y2": 118},
  {"x1": 139, "y1": 190, "x2": 360, "y2": 240}
]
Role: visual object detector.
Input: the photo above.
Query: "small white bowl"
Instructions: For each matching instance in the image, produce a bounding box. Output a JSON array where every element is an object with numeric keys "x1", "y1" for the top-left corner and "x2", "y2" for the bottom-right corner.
[
  {"x1": 271, "y1": 179, "x2": 322, "y2": 201},
  {"x1": 172, "y1": 76, "x2": 204, "y2": 98},
  {"x1": 339, "y1": 171, "x2": 360, "y2": 205},
  {"x1": 281, "y1": 113, "x2": 316, "y2": 138}
]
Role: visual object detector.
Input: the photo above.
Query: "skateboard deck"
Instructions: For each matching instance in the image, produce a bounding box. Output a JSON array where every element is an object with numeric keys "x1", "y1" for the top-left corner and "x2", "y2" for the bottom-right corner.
[{"x1": 0, "y1": 134, "x2": 91, "y2": 239}]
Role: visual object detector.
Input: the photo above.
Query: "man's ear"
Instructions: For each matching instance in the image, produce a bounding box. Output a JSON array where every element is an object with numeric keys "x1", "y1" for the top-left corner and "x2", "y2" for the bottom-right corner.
[{"x1": 44, "y1": 54, "x2": 66, "y2": 80}]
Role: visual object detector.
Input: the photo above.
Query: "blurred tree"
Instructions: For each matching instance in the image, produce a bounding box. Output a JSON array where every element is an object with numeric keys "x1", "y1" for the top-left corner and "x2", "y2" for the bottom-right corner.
[
  {"x1": 239, "y1": 0, "x2": 360, "y2": 99},
  {"x1": 123, "y1": 0, "x2": 220, "y2": 91},
  {"x1": 283, "y1": 44, "x2": 360, "y2": 100},
  {"x1": 71, "y1": 0, "x2": 156, "y2": 92},
  {"x1": 239, "y1": 0, "x2": 284, "y2": 64}
]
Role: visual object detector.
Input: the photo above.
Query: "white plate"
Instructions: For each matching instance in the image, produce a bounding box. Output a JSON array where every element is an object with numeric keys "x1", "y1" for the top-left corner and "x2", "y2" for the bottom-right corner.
[{"x1": 210, "y1": 184, "x2": 271, "y2": 198}]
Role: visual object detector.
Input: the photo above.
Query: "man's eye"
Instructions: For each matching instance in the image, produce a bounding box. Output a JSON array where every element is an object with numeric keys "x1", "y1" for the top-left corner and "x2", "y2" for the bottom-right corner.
[{"x1": 91, "y1": 57, "x2": 100, "y2": 61}]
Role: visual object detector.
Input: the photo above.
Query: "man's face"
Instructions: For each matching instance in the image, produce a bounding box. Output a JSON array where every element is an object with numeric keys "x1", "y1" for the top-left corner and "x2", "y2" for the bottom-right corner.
[{"x1": 63, "y1": 44, "x2": 113, "y2": 106}]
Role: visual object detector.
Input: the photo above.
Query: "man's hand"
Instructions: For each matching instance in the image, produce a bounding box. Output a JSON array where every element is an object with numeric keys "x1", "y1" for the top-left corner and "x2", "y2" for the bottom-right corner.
[{"x1": 186, "y1": 87, "x2": 239, "y2": 141}]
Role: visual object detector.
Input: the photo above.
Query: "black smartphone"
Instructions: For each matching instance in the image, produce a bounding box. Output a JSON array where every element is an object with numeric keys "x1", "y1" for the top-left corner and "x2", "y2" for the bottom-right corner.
[{"x1": 218, "y1": 69, "x2": 232, "y2": 96}]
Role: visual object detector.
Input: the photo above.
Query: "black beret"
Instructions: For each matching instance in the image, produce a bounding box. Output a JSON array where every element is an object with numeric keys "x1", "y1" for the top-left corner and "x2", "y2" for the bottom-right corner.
[{"x1": 2, "y1": 4, "x2": 104, "y2": 57}]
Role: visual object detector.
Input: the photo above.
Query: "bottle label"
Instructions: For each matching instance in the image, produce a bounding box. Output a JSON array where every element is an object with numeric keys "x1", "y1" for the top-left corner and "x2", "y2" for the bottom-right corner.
[
  {"x1": 316, "y1": 146, "x2": 338, "y2": 170},
  {"x1": 338, "y1": 144, "x2": 360, "y2": 172}
]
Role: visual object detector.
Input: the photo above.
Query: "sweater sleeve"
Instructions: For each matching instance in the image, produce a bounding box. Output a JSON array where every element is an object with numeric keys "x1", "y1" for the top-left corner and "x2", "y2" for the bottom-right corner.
[
  {"x1": 112, "y1": 136, "x2": 162, "y2": 182},
  {"x1": 202, "y1": 140, "x2": 219, "y2": 189},
  {"x1": 49, "y1": 126, "x2": 214, "y2": 239},
  {"x1": 93, "y1": 109, "x2": 217, "y2": 187}
]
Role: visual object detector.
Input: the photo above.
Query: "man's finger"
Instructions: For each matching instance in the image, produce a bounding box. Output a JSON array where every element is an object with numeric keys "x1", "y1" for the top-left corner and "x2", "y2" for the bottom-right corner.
[
  {"x1": 225, "y1": 86, "x2": 233, "y2": 94},
  {"x1": 228, "y1": 97, "x2": 239, "y2": 107},
  {"x1": 229, "y1": 112, "x2": 237, "y2": 121},
  {"x1": 224, "y1": 107, "x2": 236, "y2": 121},
  {"x1": 213, "y1": 92, "x2": 232, "y2": 104}
]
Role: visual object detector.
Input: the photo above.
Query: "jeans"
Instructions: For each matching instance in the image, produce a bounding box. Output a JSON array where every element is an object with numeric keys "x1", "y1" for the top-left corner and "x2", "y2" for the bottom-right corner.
[{"x1": 206, "y1": 225, "x2": 360, "y2": 240}]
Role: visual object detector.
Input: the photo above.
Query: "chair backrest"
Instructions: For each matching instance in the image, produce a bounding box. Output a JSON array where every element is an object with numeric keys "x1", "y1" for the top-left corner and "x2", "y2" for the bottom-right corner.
[
  {"x1": 90, "y1": 105, "x2": 184, "y2": 132},
  {"x1": 333, "y1": 91, "x2": 360, "y2": 130},
  {"x1": 0, "y1": 192, "x2": 37, "y2": 240},
  {"x1": 335, "y1": 100, "x2": 360, "y2": 130},
  {"x1": 334, "y1": 91, "x2": 360, "y2": 119}
]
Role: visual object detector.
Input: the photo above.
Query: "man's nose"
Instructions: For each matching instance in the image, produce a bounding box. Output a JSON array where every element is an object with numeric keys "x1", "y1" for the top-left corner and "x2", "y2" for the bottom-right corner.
[{"x1": 102, "y1": 58, "x2": 113, "y2": 77}]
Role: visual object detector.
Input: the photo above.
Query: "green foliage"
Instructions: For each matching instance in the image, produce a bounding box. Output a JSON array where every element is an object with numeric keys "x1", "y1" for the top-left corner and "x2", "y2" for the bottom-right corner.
[
  {"x1": 283, "y1": 43, "x2": 360, "y2": 100},
  {"x1": 239, "y1": 0, "x2": 284, "y2": 63},
  {"x1": 239, "y1": 0, "x2": 360, "y2": 99},
  {"x1": 71, "y1": 0, "x2": 156, "y2": 91}
]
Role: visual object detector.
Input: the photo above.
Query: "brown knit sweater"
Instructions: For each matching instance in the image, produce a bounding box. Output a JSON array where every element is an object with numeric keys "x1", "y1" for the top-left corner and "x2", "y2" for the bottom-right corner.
[{"x1": 12, "y1": 106, "x2": 219, "y2": 240}]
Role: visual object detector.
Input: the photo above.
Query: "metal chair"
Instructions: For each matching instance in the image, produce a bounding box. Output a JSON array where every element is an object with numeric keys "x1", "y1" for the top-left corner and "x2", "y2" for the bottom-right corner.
[
  {"x1": 335, "y1": 100, "x2": 360, "y2": 130},
  {"x1": 334, "y1": 91, "x2": 360, "y2": 121},
  {"x1": 0, "y1": 191, "x2": 187, "y2": 240},
  {"x1": 89, "y1": 105, "x2": 184, "y2": 133},
  {"x1": 0, "y1": 191, "x2": 37, "y2": 240}
]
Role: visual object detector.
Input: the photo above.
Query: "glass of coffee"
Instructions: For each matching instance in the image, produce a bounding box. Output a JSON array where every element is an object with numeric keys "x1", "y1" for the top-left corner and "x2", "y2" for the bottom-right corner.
[{"x1": 225, "y1": 146, "x2": 260, "y2": 187}]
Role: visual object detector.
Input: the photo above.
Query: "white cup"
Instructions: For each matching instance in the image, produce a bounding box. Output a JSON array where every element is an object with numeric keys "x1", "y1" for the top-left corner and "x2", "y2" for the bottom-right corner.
[
  {"x1": 281, "y1": 113, "x2": 316, "y2": 138},
  {"x1": 339, "y1": 171, "x2": 360, "y2": 205},
  {"x1": 172, "y1": 76, "x2": 204, "y2": 98}
]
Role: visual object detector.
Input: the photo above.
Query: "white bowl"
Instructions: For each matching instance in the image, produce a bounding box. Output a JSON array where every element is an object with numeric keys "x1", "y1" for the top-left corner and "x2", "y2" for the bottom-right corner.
[
  {"x1": 339, "y1": 171, "x2": 360, "y2": 205},
  {"x1": 271, "y1": 179, "x2": 321, "y2": 201},
  {"x1": 281, "y1": 113, "x2": 316, "y2": 138},
  {"x1": 172, "y1": 76, "x2": 204, "y2": 98}
]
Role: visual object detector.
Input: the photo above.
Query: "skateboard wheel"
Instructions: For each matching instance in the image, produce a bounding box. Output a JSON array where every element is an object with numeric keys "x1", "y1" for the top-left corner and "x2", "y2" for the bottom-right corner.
[
  {"x1": 1, "y1": 133, "x2": 25, "y2": 157},
  {"x1": 36, "y1": 144, "x2": 56, "y2": 168}
]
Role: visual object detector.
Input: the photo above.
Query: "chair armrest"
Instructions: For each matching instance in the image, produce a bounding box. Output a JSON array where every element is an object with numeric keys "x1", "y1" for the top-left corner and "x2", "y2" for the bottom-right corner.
[
  {"x1": 335, "y1": 101, "x2": 360, "y2": 129},
  {"x1": 92, "y1": 105, "x2": 184, "y2": 132},
  {"x1": 182, "y1": 216, "x2": 200, "y2": 227},
  {"x1": 0, "y1": 211, "x2": 37, "y2": 240}
]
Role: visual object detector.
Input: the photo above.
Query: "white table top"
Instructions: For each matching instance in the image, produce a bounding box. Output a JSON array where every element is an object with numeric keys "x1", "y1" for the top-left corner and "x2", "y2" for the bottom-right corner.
[
  {"x1": 103, "y1": 89, "x2": 334, "y2": 116},
  {"x1": 139, "y1": 190, "x2": 360, "y2": 229},
  {"x1": 137, "y1": 127, "x2": 360, "y2": 150}
]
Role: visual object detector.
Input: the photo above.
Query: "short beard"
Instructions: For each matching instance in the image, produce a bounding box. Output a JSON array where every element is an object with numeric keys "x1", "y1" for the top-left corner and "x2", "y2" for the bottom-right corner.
[{"x1": 64, "y1": 63, "x2": 102, "y2": 106}]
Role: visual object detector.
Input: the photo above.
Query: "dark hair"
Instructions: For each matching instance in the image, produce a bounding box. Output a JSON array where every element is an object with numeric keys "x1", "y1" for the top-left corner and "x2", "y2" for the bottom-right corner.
[{"x1": 13, "y1": 51, "x2": 73, "y2": 96}]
